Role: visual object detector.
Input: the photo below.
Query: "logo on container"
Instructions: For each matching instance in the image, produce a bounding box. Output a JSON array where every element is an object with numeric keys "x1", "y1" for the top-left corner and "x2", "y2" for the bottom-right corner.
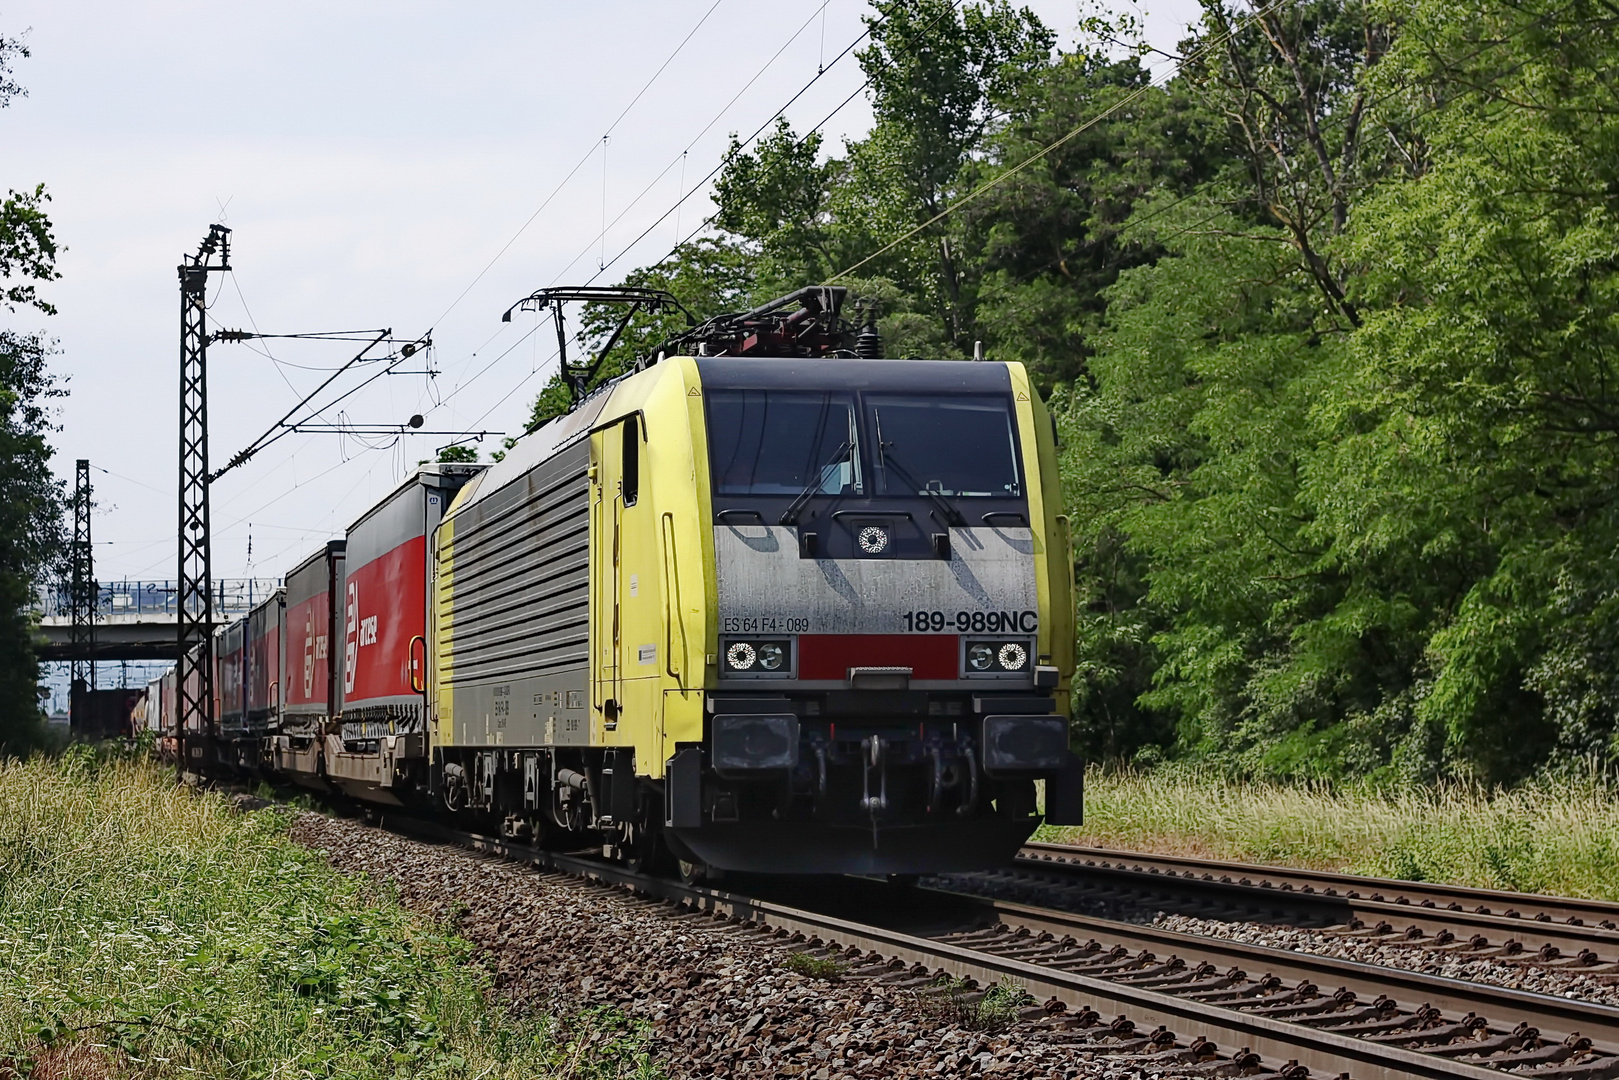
[
  {"x1": 303, "y1": 613, "x2": 315, "y2": 697},
  {"x1": 343, "y1": 582, "x2": 358, "y2": 694}
]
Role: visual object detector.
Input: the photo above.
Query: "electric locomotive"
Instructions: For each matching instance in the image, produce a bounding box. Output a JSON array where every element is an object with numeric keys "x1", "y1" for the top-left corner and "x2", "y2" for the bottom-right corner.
[
  {"x1": 427, "y1": 285, "x2": 1080, "y2": 876},
  {"x1": 170, "y1": 285, "x2": 1082, "y2": 878}
]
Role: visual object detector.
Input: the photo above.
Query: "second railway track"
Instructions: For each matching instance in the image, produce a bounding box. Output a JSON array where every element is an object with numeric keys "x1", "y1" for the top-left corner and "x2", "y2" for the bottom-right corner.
[
  {"x1": 988, "y1": 843, "x2": 1619, "y2": 972},
  {"x1": 368, "y1": 812, "x2": 1619, "y2": 1080}
]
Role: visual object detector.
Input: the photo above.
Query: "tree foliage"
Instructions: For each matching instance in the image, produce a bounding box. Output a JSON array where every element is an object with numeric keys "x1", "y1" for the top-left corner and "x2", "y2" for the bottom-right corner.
[
  {"x1": 536, "y1": 0, "x2": 1619, "y2": 784},
  {"x1": 0, "y1": 28, "x2": 67, "y2": 754}
]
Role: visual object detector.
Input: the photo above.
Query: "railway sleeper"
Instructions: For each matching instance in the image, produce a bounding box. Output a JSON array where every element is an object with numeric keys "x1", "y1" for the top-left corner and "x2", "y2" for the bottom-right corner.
[
  {"x1": 1527, "y1": 1056, "x2": 1619, "y2": 1080},
  {"x1": 1184, "y1": 974, "x2": 1287, "y2": 1003},
  {"x1": 1364, "y1": 1013, "x2": 1488, "y2": 1046},
  {"x1": 1322, "y1": 1003, "x2": 1444, "y2": 1037},
  {"x1": 1295, "y1": 997, "x2": 1401, "y2": 1028},
  {"x1": 1476, "y1": 1033, "x2": 1594, "y2": 1070},
  {"x1": 1134, "y1": 1034, "x2": 1223, "y2": 1067},
  {"x1": 1421, "y1": 1022, "x2": 1538, "y2": 1058},
  {"x1": 1126, "y1": 960, "x2": 1222, "y2": 990},
  {"x1": 1248, "y1": 988, "x2": 1361, "y2": 1020}
]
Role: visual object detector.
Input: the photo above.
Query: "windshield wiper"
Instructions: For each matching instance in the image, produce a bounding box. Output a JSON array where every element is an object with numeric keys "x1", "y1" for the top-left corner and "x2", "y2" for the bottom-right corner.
[
  {"x1": 779, "y1": 440, "x2": 853, "y2": 526},
  {"x1": 878, "y1": 448, "x2": 966, "y2": 527}
]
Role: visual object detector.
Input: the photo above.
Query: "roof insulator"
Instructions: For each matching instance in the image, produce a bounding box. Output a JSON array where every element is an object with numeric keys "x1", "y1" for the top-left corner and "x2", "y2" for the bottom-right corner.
[{"x1": 856, "y1": 323, "x2": 883, "y2": 359}]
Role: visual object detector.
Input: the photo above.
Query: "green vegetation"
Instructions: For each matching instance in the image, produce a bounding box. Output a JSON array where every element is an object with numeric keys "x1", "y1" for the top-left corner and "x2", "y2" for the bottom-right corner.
[
  {"x1": 0, "y1": 30, "x2": 67, "y2": 756},
  {"x1": 0, "y1": 749, "x2": 658, "y2": 1079},
  {"x1": 546, "y1": 0, "x2": 1619, "y2": 785},
  {"x1": 782, "y1": 951, "x2": 847, "y2": 981},
  {"x1": 1038, "y1": 766, "x2": 1619, "y2": 900},
  {"x1": 921, "y1": 979, "x2": 1035, "y2": 1032}
]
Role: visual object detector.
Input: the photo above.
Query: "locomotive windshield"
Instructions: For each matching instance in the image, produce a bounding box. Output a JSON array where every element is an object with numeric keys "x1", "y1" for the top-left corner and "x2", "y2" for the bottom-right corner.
[
  {"x1": 707, "y1": 390, "x2": 861, "y2": 496},
  {"x1": 866, "y1": 394, "x2": 1021, "y2": 497}
]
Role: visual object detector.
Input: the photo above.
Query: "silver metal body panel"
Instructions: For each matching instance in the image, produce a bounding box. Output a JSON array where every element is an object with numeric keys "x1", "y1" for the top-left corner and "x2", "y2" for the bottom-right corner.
[
  {"x1": 713, "y1": 524, "x2": 1040, "y2": 689},
  {"x1": 441, "y1": 439, "x2": 592, "y2": 748},
  {"x1": 714, "y1": 525, "x2": 1037, "y2": 634}
]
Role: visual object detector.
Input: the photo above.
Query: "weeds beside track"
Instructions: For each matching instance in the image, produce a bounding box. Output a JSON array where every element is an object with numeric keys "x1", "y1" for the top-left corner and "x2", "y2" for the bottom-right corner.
[
  {"x1": 1040, "y1": 768, "x2": 1619, "y2": 900},
  {"x1": 0, "y1": 750, "x2": 657, "y2": 1080}
]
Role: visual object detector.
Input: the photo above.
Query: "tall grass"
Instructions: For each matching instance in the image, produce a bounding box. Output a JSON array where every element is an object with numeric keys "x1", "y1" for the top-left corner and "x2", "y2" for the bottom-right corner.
[
  {"x1": 1037, "y1": 767, "x2": 1619, "y2": 900},
  {"x1": 0, "y1": 748, "x2": 656, "y2": 1079}
]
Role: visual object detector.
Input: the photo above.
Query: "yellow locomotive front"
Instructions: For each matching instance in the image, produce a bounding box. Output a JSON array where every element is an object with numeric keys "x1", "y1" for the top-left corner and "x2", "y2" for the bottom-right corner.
[
  {"x1": 668, "y1": 355, "x2": 1079, "y2": 873},
  {"x1": 430, "y1": 287, "x2": 1080, "y2": 877}
]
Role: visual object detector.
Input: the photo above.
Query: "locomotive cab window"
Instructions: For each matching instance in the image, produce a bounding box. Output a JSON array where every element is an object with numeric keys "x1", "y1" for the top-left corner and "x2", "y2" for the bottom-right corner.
[
  {"x1": 706, "y1": 390, "x2": 860, "y2": 496},
  {"x1": 621, "y1": 414, "x2": 639, "y2": 507},
  {"x1": 865, "y1": 394, "x2": 1021, "y2": 498}
]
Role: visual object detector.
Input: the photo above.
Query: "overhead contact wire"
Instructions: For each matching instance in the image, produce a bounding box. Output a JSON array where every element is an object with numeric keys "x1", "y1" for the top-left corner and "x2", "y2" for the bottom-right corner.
[
  {"x1": 584, "y1": 0, "x2": 964, "y2": 288},
  {"x1": 824, "y1": 0, "x2": 1292, "y2": 284},
  {"x1": 427, "y1": 4, "x2": 860, "y2": 431},
  {"x1": 572, "y1": 6, "x2": 902, "y2": 288},
  {"x1": 426, "y1": 0, "x2": 729, "y2": 331}
]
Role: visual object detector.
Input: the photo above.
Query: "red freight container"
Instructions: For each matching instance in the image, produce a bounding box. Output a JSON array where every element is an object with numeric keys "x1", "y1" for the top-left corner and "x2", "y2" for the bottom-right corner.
[
  {"x1": 340, "y1": 463, "x2": 483, "y2": 740},
  {"x1": 217, "y1": 619, "x2": 247, "y2": 739},
  {"x1": 282, "y1": 541, "x2": 344, "y2": 736},
  {"x1": 248, "y1": 589, "x2": 284, "y2": 735}
]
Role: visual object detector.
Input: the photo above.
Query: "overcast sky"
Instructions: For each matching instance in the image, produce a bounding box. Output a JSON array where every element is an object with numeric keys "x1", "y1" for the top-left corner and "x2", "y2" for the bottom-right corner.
[{"x1": 3, "y1": 0, "x2": 1204, "y2": 596}]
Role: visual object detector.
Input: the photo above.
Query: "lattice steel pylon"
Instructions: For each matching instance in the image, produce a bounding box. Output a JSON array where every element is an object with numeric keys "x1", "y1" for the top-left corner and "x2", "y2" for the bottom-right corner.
[
  {"x1": 68, "y1": 458, "x2": 95, "y2": 721},
  {"x1": 177, "y1": 225, "x2": 230, "y2": 770}
]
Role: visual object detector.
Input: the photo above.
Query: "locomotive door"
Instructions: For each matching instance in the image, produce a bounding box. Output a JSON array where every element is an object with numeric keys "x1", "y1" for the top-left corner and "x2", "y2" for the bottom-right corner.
[
  {"x1": 592, "y1": 414, "x2": 661, "y2": 755},
  {"x1": 590, "y1": 419, "x2": 629, "y2": 722}
]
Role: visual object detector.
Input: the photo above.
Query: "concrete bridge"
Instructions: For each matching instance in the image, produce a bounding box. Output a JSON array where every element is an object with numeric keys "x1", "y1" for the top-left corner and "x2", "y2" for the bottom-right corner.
[{"x1": 35, "y1": 579, "x2": 280, "y2": 662}]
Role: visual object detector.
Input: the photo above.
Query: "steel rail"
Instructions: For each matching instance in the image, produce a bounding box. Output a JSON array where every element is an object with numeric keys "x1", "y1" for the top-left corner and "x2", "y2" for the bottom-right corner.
[
  {"x1": 1011, "y1": 844, "x2": 1619, "y2": 962},
  {"x1": 949, "y1": 889, "x2": 1619, "y2": 1056},
  {"x1": 376, "y1": 816, "x2": 1597, "y2": 1080},
  {"x1": 1023, "y1": 843, "x2": 1619, "y2": 927}
]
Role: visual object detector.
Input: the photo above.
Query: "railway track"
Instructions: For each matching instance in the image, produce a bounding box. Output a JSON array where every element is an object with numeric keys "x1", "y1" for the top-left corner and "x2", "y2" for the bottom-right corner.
[
  {"x1": 372, "y1": 815, "x2": 1619, "y2": 1080},
  {"x1": 998, "y1": 843, "x2": 1619, "y2": 972}
]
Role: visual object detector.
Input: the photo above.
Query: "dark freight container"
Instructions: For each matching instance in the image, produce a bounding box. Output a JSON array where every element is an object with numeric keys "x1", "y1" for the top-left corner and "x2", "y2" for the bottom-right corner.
[
  {"x1": 216, "y1": 618, "x2": 247, "y2": 739},
  {"x1": 282, "y1": 541, "x2": 345, "y2": 735},
  {"x1": 247, "y1": 589, "x2": 284, "y2": 735}
]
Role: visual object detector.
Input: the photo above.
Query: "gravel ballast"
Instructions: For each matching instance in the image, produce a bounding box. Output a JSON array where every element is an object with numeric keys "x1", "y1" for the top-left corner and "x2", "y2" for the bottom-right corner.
[{"x1": 287, "y1": 813, "x2": 1220, "y2": 1079}]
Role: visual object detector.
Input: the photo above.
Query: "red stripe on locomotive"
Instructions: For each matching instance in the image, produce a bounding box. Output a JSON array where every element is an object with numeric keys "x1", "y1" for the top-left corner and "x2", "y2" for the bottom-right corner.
[{"x1": 796, "y1": 634, "x2": 959, "y2": 681}]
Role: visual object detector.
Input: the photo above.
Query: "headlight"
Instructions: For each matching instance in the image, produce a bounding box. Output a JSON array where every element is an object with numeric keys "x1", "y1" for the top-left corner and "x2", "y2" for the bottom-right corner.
[
  {"x1": 963, "y1": 638, "x2": 1034, "y2": 677},
  {"x1": 721, "y1": 638, "x2": 792, "y2": 677}
]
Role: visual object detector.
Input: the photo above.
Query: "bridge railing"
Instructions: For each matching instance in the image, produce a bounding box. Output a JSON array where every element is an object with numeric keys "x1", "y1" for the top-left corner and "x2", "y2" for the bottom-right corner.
[{"x1": 35, "y1": 579, "x2": 283, "y2": 619}]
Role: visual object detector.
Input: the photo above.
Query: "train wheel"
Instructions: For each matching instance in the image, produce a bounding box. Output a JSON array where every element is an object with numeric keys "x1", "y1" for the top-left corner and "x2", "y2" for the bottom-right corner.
[
  {"x1": 623, "y1": 827, "x2": 662, "y2": 875},
  {"x1": 677, "y1": 857, "x2": 723, "y2": 885}
]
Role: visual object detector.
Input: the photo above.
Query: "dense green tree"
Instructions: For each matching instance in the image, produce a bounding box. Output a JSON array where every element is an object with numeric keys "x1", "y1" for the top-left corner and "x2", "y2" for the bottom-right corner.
[
  {"x1": 967, "y1": 53, "x2": 1226, "y2": 389},
  {"x1": 526, "y1": 0, "x2": 1619, "y2": 783},
  {"x1": 1048, "y1": 0, "x2": 1399, "y2": 771},
  {"x1": 0, "y1": 28, "x2": 67, "y2": 754},
  {"x1": 849, "y1": 0, "x2": 1054, "y2": 352},
  {"x1": 711, "y1": 120, "x2": 841, "y2": 292},
  {"x1": 704, "y1": 0, "x2": 1055, "y2": 355},
  {"x1": 1313, "y1": 0, "x2": 1619, "y2": 778}
]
